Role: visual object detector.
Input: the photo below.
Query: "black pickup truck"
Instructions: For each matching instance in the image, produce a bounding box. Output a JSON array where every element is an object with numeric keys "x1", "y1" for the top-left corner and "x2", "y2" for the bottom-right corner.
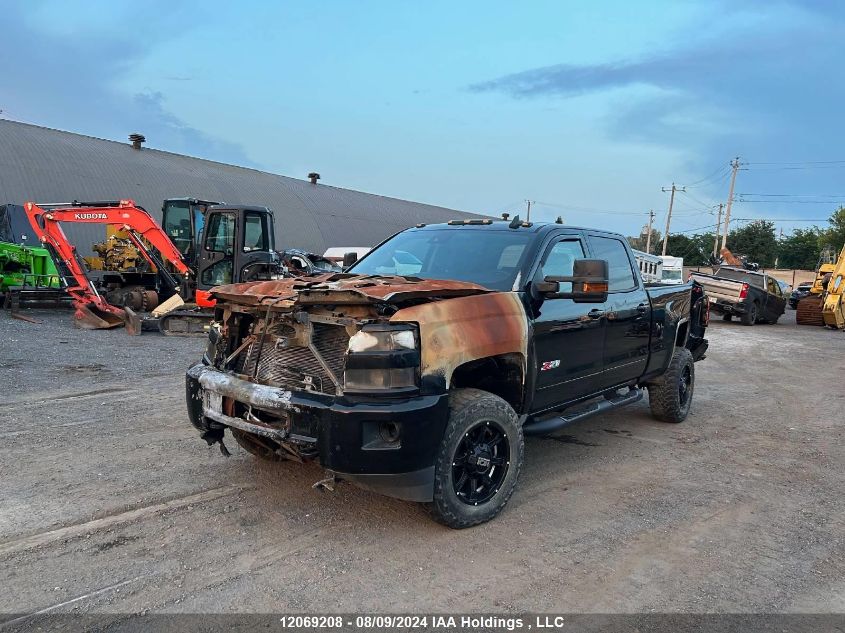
[
  {"x1": 690, "y1": 266, "x2": 787, "y2": 325},
  {"x1": 186, "y1": 219, "x2": 709, "y2": 528}
]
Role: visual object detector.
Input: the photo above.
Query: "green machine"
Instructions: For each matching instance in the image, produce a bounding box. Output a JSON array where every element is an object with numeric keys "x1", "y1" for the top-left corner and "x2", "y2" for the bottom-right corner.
[{"x1": 0, "y1": 204, "x2": 66, "y2": 309}]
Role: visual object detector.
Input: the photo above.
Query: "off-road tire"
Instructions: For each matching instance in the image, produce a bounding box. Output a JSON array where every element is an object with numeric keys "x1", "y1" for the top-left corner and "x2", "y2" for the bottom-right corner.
[
  {"x1": 722, "y1": 313, "x2": 732, "y2": 321},
  {"x1": 230, "y1": 428, "x2": 285, "y2": 462},
  {"x1": 740, "y1": 302, "x2": 758, "y2": 326},
  {"x1": 647, "y1": 348, "x2": 694, "y2": 424},
  {"x1": 428, "y1": 388, "x2": 524, "y2": 529}
]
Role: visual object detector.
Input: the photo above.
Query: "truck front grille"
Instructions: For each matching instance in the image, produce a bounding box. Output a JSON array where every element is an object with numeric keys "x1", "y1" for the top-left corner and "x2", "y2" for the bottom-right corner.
[{"x1": 236, "y1": 323, "x2": 349, "y2": 394}]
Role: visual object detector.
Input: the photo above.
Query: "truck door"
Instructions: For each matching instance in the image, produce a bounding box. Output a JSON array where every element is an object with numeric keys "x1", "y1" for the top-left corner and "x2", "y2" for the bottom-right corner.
[
  {"x1": 234, "y1": 210, "x2": 275, "y2": 282},
  {"x1": 531, "y1": 234, "x2": 606, "y2": 411},
  {"x1": 586, "y1": 234, "x2": 650, "y2": 389},
  {"x1": 765, "y1": 276, "x2": 786, "y2": 321}
]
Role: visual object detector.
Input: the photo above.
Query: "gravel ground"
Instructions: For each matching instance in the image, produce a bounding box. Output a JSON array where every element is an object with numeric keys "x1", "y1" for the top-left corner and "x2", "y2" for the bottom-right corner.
[{"x1": 1, "y1": 308, "x2": 844, "y2": 623}]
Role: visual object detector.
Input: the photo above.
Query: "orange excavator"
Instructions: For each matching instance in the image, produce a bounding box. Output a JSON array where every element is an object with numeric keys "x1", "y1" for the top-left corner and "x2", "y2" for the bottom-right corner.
[{"x1": 23, "y1": 199, "x2": 195, "y2": 333}]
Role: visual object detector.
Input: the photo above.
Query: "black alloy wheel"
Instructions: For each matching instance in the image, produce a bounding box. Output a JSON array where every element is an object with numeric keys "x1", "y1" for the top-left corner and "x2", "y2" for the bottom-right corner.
[
  {"x1": 451, "y1": 421, "x2": 510, "y2": 506},
  {"x1": 678, "y1": 364, "x2": 692, "y2": 409}
]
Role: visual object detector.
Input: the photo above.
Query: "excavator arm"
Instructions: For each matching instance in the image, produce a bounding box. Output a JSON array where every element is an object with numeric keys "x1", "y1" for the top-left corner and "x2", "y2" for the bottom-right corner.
[{"x1": 24, "y1": 199, "x2": 192, "y2": 333}]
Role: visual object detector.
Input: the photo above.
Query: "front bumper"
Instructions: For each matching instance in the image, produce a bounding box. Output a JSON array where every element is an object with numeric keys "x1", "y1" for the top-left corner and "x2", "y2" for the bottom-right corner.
[{"x1": 185, "y1": 363, "x2": 448, "y2": 502}]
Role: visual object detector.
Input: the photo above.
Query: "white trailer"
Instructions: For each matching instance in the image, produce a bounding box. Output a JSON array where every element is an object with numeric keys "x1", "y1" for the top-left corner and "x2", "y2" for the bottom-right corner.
[
  {"x1": 659, "y1": 255, "x2": 684, "y2": 285},
  {"x1": 633, "y1": 250, "x2": 664, "y2": 284}
]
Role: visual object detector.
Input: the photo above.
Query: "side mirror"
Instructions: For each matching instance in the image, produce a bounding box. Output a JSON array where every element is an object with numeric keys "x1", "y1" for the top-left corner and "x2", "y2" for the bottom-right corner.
[
  {"x1": 539, "y1": 259, "x2": 609, "y2": 303},
  {"x1": 342, "y1": 251, "x2": 359, "y2": 268}
]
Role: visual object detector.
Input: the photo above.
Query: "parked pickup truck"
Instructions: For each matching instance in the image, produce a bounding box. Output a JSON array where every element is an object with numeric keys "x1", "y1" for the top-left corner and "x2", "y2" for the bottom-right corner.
[
  {"x1": 186, "y1": 219, "x2": 709, "y2": 528},
  {"x1": 690, "y1": 266, "x2": 786, "y2": 325}
]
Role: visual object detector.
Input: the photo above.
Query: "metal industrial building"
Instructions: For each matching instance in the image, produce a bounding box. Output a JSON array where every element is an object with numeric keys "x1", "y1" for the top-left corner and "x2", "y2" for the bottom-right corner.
[{"x1": 0, "y1": 119, "x2": 480, "y2": 254}]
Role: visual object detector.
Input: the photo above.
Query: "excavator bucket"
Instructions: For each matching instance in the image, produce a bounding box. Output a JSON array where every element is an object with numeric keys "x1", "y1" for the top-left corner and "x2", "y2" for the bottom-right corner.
[
  {"x1": 151, "y1": 292, "x2": 185, "y2": 317},
  {"x1": 123, "y1": 306, "x2": 142, "y2": 335},
  {"x1": 74, "y1": 303, "x2": 127, "y2": 330}
]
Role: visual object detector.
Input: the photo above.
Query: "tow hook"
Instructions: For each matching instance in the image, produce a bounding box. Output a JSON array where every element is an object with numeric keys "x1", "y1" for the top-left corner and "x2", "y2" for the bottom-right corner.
[{"x1": 312, "y1": 471, "x2": 337, "y2": 492}]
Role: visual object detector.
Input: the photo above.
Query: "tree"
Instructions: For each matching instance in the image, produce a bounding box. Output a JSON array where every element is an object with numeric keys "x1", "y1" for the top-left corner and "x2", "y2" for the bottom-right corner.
[
  {"x1": 661, "y1": 232, "x2": 717, "y2": 266},
  {"x1": 627, "y1": 228, "x2": 662, "y2": 253},
  {"x1": 820, "y1": 207, "x2": 845, "y2": 251},
  {"x1": 777, "y1": 228, "x2": 822, "y2": 270},
  {"x1": 727, "y1": 220, "x2": 778, "y2": 267}
]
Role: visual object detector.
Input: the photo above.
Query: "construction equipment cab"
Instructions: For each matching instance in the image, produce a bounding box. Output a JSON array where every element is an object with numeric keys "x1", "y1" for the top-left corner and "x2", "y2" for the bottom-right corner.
[
  {"x1": 192, "y1": 205, "x2": 277, "y2": 308},
  {"x1": 161, "y1": 198, "x2": 220, "y2": 269}
]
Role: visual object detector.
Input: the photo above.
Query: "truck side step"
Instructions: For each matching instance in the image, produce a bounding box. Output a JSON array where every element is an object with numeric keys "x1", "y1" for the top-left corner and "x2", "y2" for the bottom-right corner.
[{"x1": 523, "y1": 387, "x2": 643, "y2": 436}]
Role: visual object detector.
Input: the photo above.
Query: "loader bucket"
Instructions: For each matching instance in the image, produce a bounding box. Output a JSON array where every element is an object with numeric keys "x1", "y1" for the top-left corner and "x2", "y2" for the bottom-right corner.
[
  {"x1": 123, "y1": 306, "x2": 142, "y2": 336},
  {"x1": 74, "y1": 304, "x2": 127, "y2": 330}
]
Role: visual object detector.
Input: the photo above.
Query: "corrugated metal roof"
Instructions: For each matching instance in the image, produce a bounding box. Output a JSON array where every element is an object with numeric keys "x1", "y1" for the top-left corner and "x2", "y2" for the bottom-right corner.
[{"x1": 0, "y1": 119, "x2": 482, "y2": 254}]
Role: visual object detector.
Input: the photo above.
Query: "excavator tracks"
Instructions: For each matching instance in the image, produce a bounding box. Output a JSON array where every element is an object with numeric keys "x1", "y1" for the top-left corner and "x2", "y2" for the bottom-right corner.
[{"x1": 796, "y1": 295, "x2": 825, "y2": 326}]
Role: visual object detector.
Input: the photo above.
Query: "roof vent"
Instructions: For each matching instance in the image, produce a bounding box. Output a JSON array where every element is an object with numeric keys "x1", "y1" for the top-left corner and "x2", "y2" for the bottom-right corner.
[
  {"x1": 308, "y1": 172, "x2": 320, "y2": 184},
  {"x1": 129, "y1": 133, "x2": 146, "y2": 150}
]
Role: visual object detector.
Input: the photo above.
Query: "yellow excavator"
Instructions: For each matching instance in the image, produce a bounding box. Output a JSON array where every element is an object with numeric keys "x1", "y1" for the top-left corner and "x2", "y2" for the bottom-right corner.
[
  {"x1": 796, "y1": 245, "x2": 845, "y2": 328},
  {"x1": 821, "y1": 244, "x2": 845, "y2": 329}
]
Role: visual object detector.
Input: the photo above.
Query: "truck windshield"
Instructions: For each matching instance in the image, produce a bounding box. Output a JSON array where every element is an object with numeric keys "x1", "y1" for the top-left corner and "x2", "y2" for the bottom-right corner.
[
  {"x1": 662, "y1": 269, "x2": 683, "y2": 281},
  {"x1": 349, "y1": 229, "x2": 533, "y2": 291}
]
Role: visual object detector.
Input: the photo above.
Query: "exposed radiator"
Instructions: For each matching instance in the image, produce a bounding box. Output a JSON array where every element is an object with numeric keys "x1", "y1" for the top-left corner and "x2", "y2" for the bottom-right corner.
[{"x1": 236, "y1": 322, "x2": 349, "y2": 393}]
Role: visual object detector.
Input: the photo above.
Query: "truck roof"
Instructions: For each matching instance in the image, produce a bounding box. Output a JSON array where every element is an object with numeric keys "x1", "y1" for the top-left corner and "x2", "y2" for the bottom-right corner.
[{"x1": 409, "y1": 219, "x2": 627, "y2": 241}]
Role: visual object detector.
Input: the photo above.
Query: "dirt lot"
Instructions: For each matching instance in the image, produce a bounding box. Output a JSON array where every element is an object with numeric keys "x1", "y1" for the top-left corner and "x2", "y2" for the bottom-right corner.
[{"x1": 2, "y1": 308, "x2": 844, "y2": 622}]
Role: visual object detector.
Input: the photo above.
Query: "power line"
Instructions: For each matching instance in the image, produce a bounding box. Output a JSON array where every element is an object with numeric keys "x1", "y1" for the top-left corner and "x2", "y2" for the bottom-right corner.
[
  {"x1": 732, "y1": 217, "x2": 829, "y2": 222},
  {"x1": 745, "y1": 165, "x2": 845, "y2": 171},
  {"x1": 532, "y1": 200, "x2": 650, "y2": 216},
  {"x1": 737, "y1": 193, "x2": 845, "y2": 198},
  {"x1": 737, "y1": 199, "x2": 845, "y2": 204},
  {"x1": 685, "y1": 163, "x2": 733, "y2": 188},
  {"x1": 745, "y1": 160, "x2": 845, "y2": 165}
]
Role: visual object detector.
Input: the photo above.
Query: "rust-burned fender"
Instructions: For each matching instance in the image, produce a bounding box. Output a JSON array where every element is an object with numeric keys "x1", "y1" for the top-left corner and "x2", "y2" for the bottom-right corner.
[{"x1": 390, "y1": 292, "x2": 528, "y2": 389}]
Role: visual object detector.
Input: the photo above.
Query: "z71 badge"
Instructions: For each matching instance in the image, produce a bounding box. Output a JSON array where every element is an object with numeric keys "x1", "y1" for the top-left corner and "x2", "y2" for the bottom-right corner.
[{"x1": 540, "y1": 360, "x2": 560, "y2": 371}]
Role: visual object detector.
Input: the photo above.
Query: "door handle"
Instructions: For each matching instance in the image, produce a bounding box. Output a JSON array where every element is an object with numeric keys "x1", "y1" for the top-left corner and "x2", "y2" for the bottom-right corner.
[
  {"x1": 588, "y1": 308, "x2": 605, "y2": 319},
  {"x1": 636, "y1": 303, "x2": 648, "y2": 314}
]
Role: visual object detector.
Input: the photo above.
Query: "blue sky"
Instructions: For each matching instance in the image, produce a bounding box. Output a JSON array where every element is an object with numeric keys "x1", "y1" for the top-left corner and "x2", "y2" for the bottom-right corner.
[{"x1": 2, "y1": 0, "x2": 843, "y2": 238}]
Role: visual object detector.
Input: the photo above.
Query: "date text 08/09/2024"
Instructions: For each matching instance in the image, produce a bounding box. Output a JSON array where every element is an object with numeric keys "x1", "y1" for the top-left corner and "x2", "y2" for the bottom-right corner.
[{"x1": 277, "y1": 615, "x2": 575, "y2": 630}]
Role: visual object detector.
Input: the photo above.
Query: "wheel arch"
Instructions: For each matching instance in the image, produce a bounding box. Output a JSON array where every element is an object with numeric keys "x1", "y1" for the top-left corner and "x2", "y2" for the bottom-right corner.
[{"x1": 450, "y1": 353, "x2": 525, "y2": 413}]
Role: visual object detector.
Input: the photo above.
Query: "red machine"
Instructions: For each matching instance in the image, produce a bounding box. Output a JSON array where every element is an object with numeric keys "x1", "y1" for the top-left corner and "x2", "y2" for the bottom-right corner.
[{"x1": 24, "y1": 199, "x2": 193, "y2": 333}]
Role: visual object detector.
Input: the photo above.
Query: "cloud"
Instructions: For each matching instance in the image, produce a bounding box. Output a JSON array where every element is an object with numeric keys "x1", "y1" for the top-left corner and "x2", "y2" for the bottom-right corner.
[
  {"x1": 468, "y1": 5, "x2": 845, "y2": 225},
  {"x1": 469, "y1": 32, "x2": 798, "y2": 102},
  {"x1": 0, "y1": 2, "x2": 254, "y2": 166}
]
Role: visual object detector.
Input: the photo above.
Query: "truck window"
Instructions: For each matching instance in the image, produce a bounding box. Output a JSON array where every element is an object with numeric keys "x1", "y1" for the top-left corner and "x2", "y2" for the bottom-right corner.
[
  {"x1": 205, "y1": 213, "x2": 235, "y2": 254},
  {"x1": 243, "y1": 212, "x2": 269, "y2": 252},
  {"x1": 588, "y1": 236, "x2": 637, "y2": 292},
  {"x1": 541, "y1": 239, "x2": 584, "y2": 292}
]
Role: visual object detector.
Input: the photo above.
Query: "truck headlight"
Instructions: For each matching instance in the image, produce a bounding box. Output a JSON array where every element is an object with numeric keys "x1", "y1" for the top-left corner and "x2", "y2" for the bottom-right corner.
[{"x1": 344, "y1": 324, "x2": 419, "y2": 392}]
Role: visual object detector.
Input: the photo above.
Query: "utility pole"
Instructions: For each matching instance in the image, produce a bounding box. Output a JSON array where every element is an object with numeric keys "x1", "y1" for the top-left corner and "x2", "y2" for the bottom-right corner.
[
  {"x1": 525, "y1": 200, "x2": 533, "y2": 222},
  {"x1": 721, "y1": 157, "x2": 740, "y2": 250},
  {"x1": 661, "y1": 183, "x2": 685, "y2": 256},
  {"x1": 645, "y1": 210, "x2": 655, "y2": 254},
  {"x1": 712, "y1": 203, "x2": 723, "y2": 259}
]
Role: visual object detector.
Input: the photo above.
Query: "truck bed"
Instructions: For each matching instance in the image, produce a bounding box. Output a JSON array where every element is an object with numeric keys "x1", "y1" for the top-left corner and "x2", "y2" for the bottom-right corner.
[{"x1": 689, "y1": 271, "x2": 745, "y2": 304}]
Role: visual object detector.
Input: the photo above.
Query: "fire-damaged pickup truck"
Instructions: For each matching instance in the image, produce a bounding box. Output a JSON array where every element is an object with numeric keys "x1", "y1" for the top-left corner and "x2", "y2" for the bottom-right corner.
[{"x1": 186, "y1": 219, "x2": 708, "y2": 528}]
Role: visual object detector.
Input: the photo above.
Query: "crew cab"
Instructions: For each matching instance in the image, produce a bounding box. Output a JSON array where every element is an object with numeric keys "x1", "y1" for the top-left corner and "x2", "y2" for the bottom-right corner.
[
  {"x1": 690, "y1": 266, "x2": 786, "y2": 325},
  {"x1": 185, "y1": 219, "x2": 709, "y2": 528}
]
